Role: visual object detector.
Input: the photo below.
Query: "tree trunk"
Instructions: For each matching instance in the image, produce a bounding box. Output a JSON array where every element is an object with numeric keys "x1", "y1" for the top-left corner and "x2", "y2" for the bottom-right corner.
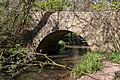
[{"x1": 23, "y1": 12, "x2": 54, "y2": 45}]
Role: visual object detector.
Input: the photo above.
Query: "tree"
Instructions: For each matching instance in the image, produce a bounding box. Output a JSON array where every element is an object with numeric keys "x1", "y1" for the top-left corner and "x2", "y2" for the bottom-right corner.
[{"x1": 23, "y1": 0, "x2": 70, "y2": 45}]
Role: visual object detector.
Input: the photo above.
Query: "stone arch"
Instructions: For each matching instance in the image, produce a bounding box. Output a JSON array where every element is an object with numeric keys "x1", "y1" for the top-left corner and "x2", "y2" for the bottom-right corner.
[
  {"x1": 29, "y1": 11, "x2": 119, "y2": 53},
  {"x1": 30, "y1": 12, "x2": 96, "y2": 52},
  {"x1": 30, "y1": 12, "x2": 94, "y2": 52},
  {"x1": 36, "y1": 30, "x2": 90, "y2": 55}
]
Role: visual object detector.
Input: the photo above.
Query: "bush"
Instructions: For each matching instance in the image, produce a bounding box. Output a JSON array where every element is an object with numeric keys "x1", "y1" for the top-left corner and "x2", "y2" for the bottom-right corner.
[
  {"x1": 71, "y1": 52, "x2": 103, "y2": 77},
  {"x1": 0, "y1": 44, "x2": 29, "y2": 79}
]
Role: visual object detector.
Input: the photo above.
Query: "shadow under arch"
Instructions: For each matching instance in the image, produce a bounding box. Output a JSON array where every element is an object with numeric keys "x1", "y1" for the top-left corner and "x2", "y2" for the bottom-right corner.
[{"x1": 36, "y1": 30, "x2": 90, "y2": 55}]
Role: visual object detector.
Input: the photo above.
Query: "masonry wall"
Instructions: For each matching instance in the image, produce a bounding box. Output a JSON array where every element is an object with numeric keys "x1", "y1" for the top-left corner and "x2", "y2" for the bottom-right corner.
[{"x1": 31, "y1": 11, "x2": 120, "y2": 53}]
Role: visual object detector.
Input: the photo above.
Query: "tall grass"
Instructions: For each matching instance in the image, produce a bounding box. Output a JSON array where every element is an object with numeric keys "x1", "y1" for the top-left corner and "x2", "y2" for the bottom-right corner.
[
  {"x1": 107, "y1": 52, "x2": 120, "y2": 64},
  {"x1": 71, "y1": 52, "x2": 103, "y2": 77}
]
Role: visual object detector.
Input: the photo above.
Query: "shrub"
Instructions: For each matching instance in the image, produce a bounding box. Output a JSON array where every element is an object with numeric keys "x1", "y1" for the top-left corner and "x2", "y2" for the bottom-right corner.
[
  {"x1": 0, "y1": 44, "x2": 29, "y2": 79},
  {"x1": 71, "y1": 52, "x2": 103, "y2": 77}
]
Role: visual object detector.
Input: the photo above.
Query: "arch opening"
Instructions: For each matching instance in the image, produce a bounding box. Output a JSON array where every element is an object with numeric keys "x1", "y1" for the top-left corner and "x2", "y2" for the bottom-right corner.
[{"x1": 36, "y1": 30, "x2": 90, "y2": 56}]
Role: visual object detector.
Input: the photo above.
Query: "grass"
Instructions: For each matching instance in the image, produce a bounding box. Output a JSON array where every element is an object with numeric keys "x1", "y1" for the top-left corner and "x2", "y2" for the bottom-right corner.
[
  {"x1": 71, "y1": 52, "x2": 103, "y2": 77},
  {"x1": 107, "y1": 52, "x2": 120, "y2": 64}
]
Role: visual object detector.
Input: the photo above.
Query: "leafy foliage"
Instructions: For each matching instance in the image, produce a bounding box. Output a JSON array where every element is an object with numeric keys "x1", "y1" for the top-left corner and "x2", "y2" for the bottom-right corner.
[
  {"x1": 0, "y1": 0, "x2": 71, "y2": 79},
  {"x1": 91, "y1": 3, "x2": 104, "y2": 11},
  {"x1": 0, "y1": 0, "x2": 120, "y2": 79},
  {"x1": 91, "y1": 1, "x2": 120, "y2": 11},
  {"x1": 0, "y1": 44, "x2": 29, "y2": 79},
  {"x1": 62, "y1": 32, "x2": 78, "y2": 45},
  {"x1": 58, "y1": 40, "x2": 66, "y2": 48},
  {"x1": 33, "y1": 0, "x2": 70, "y2": 12},
  {"x1": 71, "y1": 52, "x2": 103, "y2": 77},
  {"x1": 109, "y1": 2, "x2": 120, "y2": 10}
]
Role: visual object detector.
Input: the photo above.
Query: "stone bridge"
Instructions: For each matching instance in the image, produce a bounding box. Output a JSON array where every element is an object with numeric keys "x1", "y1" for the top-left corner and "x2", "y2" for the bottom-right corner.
[{"x1": 28, "y1": 11, "x2": 120, "y2": 53}]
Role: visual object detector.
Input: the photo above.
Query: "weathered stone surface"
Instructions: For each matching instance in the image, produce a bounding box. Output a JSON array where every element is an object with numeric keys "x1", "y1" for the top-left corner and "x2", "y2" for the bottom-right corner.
[{"x1": 29, "y1": 11, "x2": 120, "y2": 52}]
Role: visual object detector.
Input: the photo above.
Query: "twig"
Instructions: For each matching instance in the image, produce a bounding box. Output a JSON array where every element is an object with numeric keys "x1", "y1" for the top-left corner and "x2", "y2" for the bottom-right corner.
[
  {"x1": 73, "y1": 12, "x2": 96, "y2": 29},
  {"x1": 9, "y1": 66, "x2": 29, "y2": 80},
  {"x1": 29, "y1": 52, "x2": 72, "y2": 70}
]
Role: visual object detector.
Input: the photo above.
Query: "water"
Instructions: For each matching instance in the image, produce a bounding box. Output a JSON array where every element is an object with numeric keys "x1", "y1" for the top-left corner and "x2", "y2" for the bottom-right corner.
[{"x1": 16, "y1": 48, "x2": 84, "y2": 80}]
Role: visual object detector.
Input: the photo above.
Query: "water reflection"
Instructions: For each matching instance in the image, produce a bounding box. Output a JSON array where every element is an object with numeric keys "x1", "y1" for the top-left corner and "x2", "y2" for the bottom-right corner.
[{"x1": 17, "y1": 31, "x2": 90, "y2": 80}]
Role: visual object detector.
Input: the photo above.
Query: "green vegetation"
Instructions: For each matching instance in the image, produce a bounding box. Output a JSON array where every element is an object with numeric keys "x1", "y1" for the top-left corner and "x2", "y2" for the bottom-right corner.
[
  {"x1": 0, "y1": 0, "x2": 120, "y2": 79},
  {"x1": 34, "y1": 0, "x2": 70, "y2": 12},
  {"x1": 62, "y1": 32, "x2": 78, "y2": 45},
  {"x1": 91, "y1": 3, "x2": 104, "y2": 11},
  {"x1": 0, "y1": 0, "x2": 71, "y2": 79},
  {"x1": 91, "y1": 1, "x2": 120, "y2": 11},
  {"x1": 107, "y1": 52, "x2": 120, "y2": 64},
  {"x1": 71, "y1": 52, "x2": 103, "y2": 77},
  {"x1": 0, "y1": 44, "x2": 30, "y2": 79},
  {"x1": 58, "y1": 40, "x2": 66, "y2": 48},
  {"x1": 109, "y1": 1, "x2": 120, "y2": 10}
]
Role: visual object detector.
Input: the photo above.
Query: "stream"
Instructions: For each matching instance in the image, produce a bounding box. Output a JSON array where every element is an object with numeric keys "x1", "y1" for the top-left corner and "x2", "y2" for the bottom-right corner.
[{"x1": 16, "y1": 48, "x2": 86, "y2": 80}]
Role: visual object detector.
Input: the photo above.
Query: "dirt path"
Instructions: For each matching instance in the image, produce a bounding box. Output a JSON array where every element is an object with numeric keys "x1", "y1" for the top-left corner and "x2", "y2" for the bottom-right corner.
[
  {"x1": 17, "y1": 60, "x2": 120, "y2": 80},
  {"x1": 77, "y1": 60, "x2": 120, "y2": 80}
]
